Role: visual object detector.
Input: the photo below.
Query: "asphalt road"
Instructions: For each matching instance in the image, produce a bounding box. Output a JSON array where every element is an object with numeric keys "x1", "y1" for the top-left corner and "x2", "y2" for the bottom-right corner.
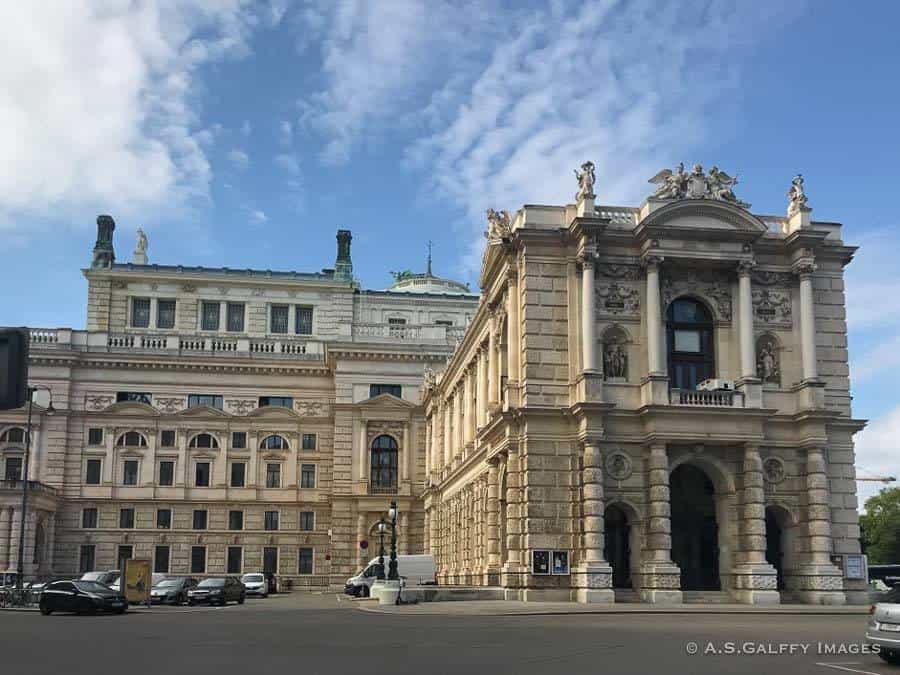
[{"x1": 0, "y1": 594, "x2": 894, "y2": 675}]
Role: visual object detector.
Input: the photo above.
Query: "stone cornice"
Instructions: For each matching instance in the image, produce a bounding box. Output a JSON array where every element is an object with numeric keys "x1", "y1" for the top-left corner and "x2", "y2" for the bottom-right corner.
[{"x1": 30, "y1": 353, "x2": 330, "y2": 376}]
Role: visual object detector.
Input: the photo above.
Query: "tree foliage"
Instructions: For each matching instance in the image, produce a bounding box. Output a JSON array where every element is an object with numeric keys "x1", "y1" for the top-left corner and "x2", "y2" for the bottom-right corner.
[{"x1": 860, "y1": 487, "x2": 900, "y2": 564}]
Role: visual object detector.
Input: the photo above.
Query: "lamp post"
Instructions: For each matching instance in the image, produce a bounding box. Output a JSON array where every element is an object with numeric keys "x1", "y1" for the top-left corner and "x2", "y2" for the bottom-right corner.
[
  {"x1": 387, "y1": 500, "x2": 398, "y2": 581},
  {"x1": 16, "y1": 386, "x2": 55, "y2": 592},
  {"x1": 376, "y1": 518, "x2": 386, "y2": 580}
]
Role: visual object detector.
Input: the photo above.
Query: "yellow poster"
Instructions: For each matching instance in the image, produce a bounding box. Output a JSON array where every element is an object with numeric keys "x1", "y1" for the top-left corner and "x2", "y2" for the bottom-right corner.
[{"x1": 124, "y1": 559, "x2": 151, "y2": 604}]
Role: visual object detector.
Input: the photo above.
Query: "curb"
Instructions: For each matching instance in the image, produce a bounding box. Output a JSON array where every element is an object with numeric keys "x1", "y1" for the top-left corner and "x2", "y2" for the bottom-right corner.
[{"x1": 356, "y1": 604, "x2": 870, "y2": 617}]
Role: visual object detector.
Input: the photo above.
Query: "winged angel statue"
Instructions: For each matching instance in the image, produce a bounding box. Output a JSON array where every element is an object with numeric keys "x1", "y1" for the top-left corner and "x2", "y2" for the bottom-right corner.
[
  {"x1": 484, "y1": 208, "x2": 511, "y2": 241},
  {"x1": 647, "y1": 162, "x2": 749, "y2": 208}
]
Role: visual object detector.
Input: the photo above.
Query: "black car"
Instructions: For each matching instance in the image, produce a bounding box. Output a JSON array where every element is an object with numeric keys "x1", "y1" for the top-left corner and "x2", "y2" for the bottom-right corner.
[
  {"x1": 39, "y1": 580, "x2": 128, "y2": 615},
  {"x1": 187, "y1": 577, "x2": 245, "y2": 606},
  {"x1": 150, "y1": 576, "x2": 198, "y2": 605}
]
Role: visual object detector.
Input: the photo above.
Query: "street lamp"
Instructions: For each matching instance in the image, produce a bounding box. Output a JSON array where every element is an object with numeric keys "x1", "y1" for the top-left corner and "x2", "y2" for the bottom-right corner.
[
  {"x1": 16, "y1": 386, "x2": 55, "y2": 592},
  {"x1": 387, "y1": 500, "x2": 399, "y2": 582},
  {"x1": 376, "y1": 518, "x2": 387, "y2": 581}
]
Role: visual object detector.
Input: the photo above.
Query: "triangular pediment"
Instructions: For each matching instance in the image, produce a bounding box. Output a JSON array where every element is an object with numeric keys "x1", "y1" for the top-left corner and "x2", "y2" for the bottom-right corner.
[
  {"x1": 357, "y1": 393, "x2": 417, "y2": 409},
  {"x1": 638, "y1": 199, "x2": 768, "y2": 236},
  {"x1": 102, "y1": 401, "x2": 160, "y2": 416},
  {"x1": 175, "y1": 405, "x2": 231, "y2": 418},
  {"x1": 246, "y1": 405, "x2": 300, "y2": 419}
]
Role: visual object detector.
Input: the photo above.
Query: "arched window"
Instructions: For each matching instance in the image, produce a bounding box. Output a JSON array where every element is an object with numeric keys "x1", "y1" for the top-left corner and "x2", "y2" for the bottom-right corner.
[
  {"x1": 370, "y1": 435, "x2": 398, "y2": 493},
  {"x1": 666, "y1": 297, "x2": 715, "y2": 390},
  {"x1": 116, "y1": 431, "x2": 148, "y2": 448},
  {"x1": 189, "y1": 433, "x2": 219, "y2": 449},
  {"x1": 260, "y1": 434, "x2": 289, "y2": 450},
  {"x1": 0, "y1": 427, "x2": 26, "y2": 444}
]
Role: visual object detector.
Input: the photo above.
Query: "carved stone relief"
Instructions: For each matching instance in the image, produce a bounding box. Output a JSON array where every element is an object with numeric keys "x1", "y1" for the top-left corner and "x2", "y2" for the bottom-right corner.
[
  {"x1": 661, "y1": 269, "x2": 732, "y2": 320},
  {"x1": 753, "y1": 288, "x2": 792, "y2": 326},
  {"x1": 154, "y1": 397, "x2": 184, "y2": 414},
  {"x1": 605, "y1": 451, "x2": 633, "y2": 481},
  {"x1": 595, "y1": 282, "x2": 640, "y2": 317},
  {"x1": 226, "y1": 399, "x2": 257, "y2": 416},
  {"x1": 763, "y1": 457, "x2": 786, "y2": 485},
  {"x1": 597, "y1": 263, "x2": 641, "y2": 280},
  {"x1": 295, "y1": 400, "x2": 331, "y2": 417},
  {"x1": 85, "y1": 395, "x2": 114, "y2": 411},
  {"x1": 756, "y1": 335, "x2": 781, "y2": 385}
]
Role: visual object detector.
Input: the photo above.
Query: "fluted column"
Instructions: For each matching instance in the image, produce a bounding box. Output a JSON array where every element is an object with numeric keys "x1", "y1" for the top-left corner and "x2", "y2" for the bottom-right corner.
[
  {"x1": 797, "y1": 263, "x2": 818, "y2": 381},
  {"x1": 738, "y1": 262, "x2": 756, "y2": 379},
  {"x1": 581, "y1": 255, "x2": 597, "y2": 372},
  {"x1": 645, "y1": 257, "x2": 664, "y2": 376}
]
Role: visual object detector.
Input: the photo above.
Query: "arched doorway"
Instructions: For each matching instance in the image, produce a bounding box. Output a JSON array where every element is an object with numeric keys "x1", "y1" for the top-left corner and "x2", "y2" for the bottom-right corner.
[
  {"x1": 765, "y1": 505, "x2": 794, "y2": 592},
  {"x1": 603, "y1": 504, "x2": 632, "y2": 589},
  {"x1": 670, "y1": 464, "x2": 720, "y2": 591},
  {"x1": 370, "y1": 435, "x2": 398, "y2": 493}
]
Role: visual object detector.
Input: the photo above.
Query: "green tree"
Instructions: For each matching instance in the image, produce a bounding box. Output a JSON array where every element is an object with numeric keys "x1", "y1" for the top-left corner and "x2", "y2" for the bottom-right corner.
[{"x1": 860, "y1": 487, "x2": 900, "y2": 564}]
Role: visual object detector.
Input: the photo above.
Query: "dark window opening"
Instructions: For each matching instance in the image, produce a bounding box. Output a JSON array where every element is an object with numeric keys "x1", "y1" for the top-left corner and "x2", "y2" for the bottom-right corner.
[{"x1": 666, "y1": 297, "x2": 715, "y2": 391}]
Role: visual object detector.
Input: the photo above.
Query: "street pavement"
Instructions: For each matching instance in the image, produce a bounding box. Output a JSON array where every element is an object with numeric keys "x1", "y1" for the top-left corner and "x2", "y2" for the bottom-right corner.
[{"x1": 0, "y1": 593, "x2": 893, "y2": 675}]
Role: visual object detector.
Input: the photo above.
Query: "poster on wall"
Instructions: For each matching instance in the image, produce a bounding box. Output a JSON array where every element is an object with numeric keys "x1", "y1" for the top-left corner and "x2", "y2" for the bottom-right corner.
[
  {"x1": 532, "y1": 550, "x2": 550, "y2": 575},
  {"x1": 552, "y1": 550, "x2": 570, "y2": 575},
  {"x1": 124, "y1": 558, "x2": 151, "y2": 605}
]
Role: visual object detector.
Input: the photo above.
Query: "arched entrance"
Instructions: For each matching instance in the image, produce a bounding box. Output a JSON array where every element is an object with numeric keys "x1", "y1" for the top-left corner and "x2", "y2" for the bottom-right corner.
[
  {"x1": 603, "y1": 504, "x2": 632, "y2": 589},
  {"x1": 670, "y1": 464, "x2": 720, "y2": 591},
  {"x1": 765, "y1": 505, "x2": 795, "y2": 592}
]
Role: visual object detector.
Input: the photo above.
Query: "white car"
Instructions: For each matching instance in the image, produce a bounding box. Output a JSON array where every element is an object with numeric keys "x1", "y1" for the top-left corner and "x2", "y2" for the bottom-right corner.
[
  {"x1": 240, "y1": 573, "x2": 268, "y2": 597},
  {"x1": 866, "y1": 586, "x2": 900, "y2": 665}
]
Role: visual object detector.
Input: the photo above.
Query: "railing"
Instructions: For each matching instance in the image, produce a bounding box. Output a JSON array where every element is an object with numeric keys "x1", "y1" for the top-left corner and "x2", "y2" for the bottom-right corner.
[
  {"x1": 670, "y1": 389, "x2": 740, "y2": 407},
  {"x1": 369, "y1": 483, "x2": 399, "y2": 495},
  {"x1": 352, "y1": 323, "x2": 464, "y2": 344},
  {"x1": 30, "y1": 329, "x2": 59, "y2": 344},
  {"x1": 0, "y1": 480, "x2": 60, "y2": 496}
]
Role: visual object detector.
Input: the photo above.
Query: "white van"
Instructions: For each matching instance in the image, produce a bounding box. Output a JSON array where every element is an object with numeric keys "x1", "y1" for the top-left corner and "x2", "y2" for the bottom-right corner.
[{"x1": 345, "y1": 554, "x2": 436, "y2": 597}]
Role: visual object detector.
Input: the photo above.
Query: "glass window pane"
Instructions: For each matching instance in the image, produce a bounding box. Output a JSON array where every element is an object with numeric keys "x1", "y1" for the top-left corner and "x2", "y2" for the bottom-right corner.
[
  {"x1": 227, "y1": 303, "x2": 245, "y2": 332},
  {"x1": 229, "y1": 511, "x2": 243, "y2": 530},
  {"x1": 88, "y1": 428, "x2": 104, "y2": 445},
  {"x1": 201, "y1": 301, "x2": 220, "y2": 331},
  {"x1": 227, "y1": 547, "x2": 242, "y2": 574},
  {"x1": 119, "y1": 508, "x2": 134, "y2": 528},
  {"x1": 159, "y1": 461, "x2": 174, "y2": 486},
  {"x1": 673, "y1": 330, "x2": 701, "y2": 353},
  {"x1": 298, "y1": 548, "x2": 313, "y2": 574},
  {"x1": 266, "y1": 464, "x2": 281, "y2": 488},
  {"x1": 157, "y1": 300, "x2": 176, "y2": 329},
  {"x1": 191, "y1": 546, "x2": 206, "y2": 573},
  {"x1": 192, "y1": 510, "x2": 207, "y2": 530},
  {"x1": 264, "y1": 511, "x2": 279, "y2": 531},
  {"x1": 300, "y1": 464, "x2": 316, "y2": 488},
  {"x1": 132, "y1": 298, "x2": 150, "y2": 328},
  {"x1": 85, "y1": 459, "x2": 102, "y2": 484},
  {"x1": 82, "y1": 508, "x2": 97, "y2": 528},
  {"x1": 231, "y1": 462, "x2": 246, "y2": 487},
  {"x1": 4, "y1": 457, "x2": 22, "y2": 481},
  {"x1": 160, "y1": 430, "x2": 176, "y2": 447},
  {"x1": 123, "y1": 460, "x2": 138, "y2": 485},
  {"x1": 231, "y1": 432, "x2": 247, "y2": 449},
  {"x1": 271, "y1": 305, "x2": 289, "y2": 334},
  {"x1": 154, "y1": 546, "x2": 170, "y2": 574},
  {"x1": 300, "y1": 511, "x2": 314, "y2": 531},
  {"x1": 157, "y1": 509, "x2": 171, "y2": 529},
  {"x1": 301, "y1": 434, "x2": 317, "y2": 451},
  {"x1": 295, "y1": 306, "x2": 313, "y2": 335},
  {"x1": 195, "y1": 462, "x2": 210, "y2": 487}
]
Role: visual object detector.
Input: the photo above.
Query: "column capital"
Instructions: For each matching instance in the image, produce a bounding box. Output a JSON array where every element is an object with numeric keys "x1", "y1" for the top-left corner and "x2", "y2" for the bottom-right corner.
[
  {"x1": 737, "y1": 260, "x2": 757, "y2": 277},
  {"x1": 792, "y1": 261, "x2": 818, "y2": 277},
  {"x1": 577, "y1": 251, "x2": 596, "y2": 269},
  {"x1": 641, "y1": 254, "x2": 664, "y2": 270}
]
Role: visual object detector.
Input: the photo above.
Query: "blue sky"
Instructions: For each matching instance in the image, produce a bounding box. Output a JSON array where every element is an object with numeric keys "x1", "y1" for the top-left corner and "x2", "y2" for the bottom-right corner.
[{"x1": 1, "y1": 1, "x2": 897, "y2": 501}]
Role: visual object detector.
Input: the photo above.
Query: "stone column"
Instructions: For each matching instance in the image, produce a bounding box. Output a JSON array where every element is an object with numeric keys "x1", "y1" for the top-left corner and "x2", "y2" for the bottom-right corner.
[
  {"x1": 424, "y1": 510, "x2": 430, "y2": 553},
  {"x1": 401, "y1": 424, "x2": 409, "y2": 482},
  {"x1": 581, "y1": 255, "x2": 598, "y2": 373},
  {"x1": 576, "y1": 442, "x2": 614, "y2": 603},
  {"x1": 454, "y1": 387, "x2": 463, "y2": 459},
  {"x1": 399, "y1": 512, "x2": 409, "y2": 555},
  {"x1": 639, "y1": 443, "x2": 682, "y2": 603},
  {"x1": 0, "y1": 507, "x2": 10, "y2": 569},
  {"x1": 356, "y1": 513, "x2": 367, "y2": 567},
  {"x1": 797, "y1": 263, "x2": 818, "y2": 381},
  {"x1": 488, "y1": 317, "x2": 499, "y2": 407},
  {"x1": 732, "y1": 444, "x2": 779, "y2": 604},
  {"x1": 357, "y1": 420, "x2": 368, "y2": 481},
  {"x1": 645, "y1": 258, "x2": 665, "y2": 376},
  {"x1": 466, "y1": 366, "x2": 477, "y2": 442},
  {"x1": 477, "y1": 347, "x2": 488, "y2": 427},
  {"x1": 792, "y1": 446, "x2": 844, "y2": 604},
  {"x1": 501, "y1": 450, "x2": 523, "y2": 597},
  {"x1": 484, "y1": 461, "x2": 501, "y2": 585},
  {"x1": 46, "y1": 514, "x2": 56, "y2": 574},
  {"x1": 738, "y1": 262, "x2": 756, "y2": 379},
  {"x1": 507, "y1": 272, "x2": 521, "y2": 394},
  {"x1": 443, "y1": 401, "x2": 452, "y2": 468},
  {"x1": 424, "y1": 418, "x2": 431, "y2": 480}
]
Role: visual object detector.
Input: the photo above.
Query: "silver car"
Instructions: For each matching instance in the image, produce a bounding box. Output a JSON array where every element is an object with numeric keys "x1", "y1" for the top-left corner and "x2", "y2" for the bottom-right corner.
[
  {"x1": 240, "y1": 573, "x2": 268, "y2": 598},
  {"x1": 866, "y1": 586, "x2": 900, "y2": 665}
]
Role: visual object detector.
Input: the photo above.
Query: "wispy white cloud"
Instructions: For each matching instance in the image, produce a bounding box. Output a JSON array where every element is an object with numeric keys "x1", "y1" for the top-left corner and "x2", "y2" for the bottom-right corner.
[
  {"x1": 0, "y1": 0, "x2": 261, "y2": 231},
  {"x1": 853, "y1": 404, "x2": 900, "y2": 508},
  {"x1": 227, "y1": 148, "x2": 250, "y2": 169},
  {"x1": 250, "y1": 209, "x2": 268, "y2": 224},
  {"x1": 274, "y1": 153, "x2": 301, "y2": 176},
  {"x1": 279, "y1": 120, "x2": 294, "y2": 147}
]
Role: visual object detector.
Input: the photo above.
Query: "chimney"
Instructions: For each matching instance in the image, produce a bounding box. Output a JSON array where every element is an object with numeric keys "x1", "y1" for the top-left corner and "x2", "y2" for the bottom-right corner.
[
  {"x1": 335, "y1": 229, "x2": 353, "y2": 281},
  {"x1": 91, "y1": 214, "x2": 116, "y2": 269}
]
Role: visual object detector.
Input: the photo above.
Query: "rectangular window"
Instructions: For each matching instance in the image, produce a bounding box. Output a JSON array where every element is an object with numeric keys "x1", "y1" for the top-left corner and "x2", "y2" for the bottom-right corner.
[
  {"x1": 201, "y1": 301, "x2": 220, "y2": 331},
  {"x1": 82, "y1": 508, "x2": 98, "y2": 529},
  {"x1": 85, "y1": 459, "x2": 102, "y2": 485},
  {"x1": 123, "y1": 459, "x2": 139, "y2": 486},
  {"x1": 190, "y1": 546, "x2": 206, "y2": 574},
  {"x1": 117, "y1": 545, "x2": 133, "y2": 568},
  {"x1": 270, "y1": 304, "x2": 289, "y2": 334},
  {"x1": 119, "y1": 508, "x2": 135, "y2": 529},
  {"x1": 264, "y1": 511, "x2": 279, "y2": 531},
  {"x1": 300, "y1": 464, "x2": 316, "y2": 489},
  {"x1": 194, "y1": 462, "x2": 210, "y2": 487},
  {"x1": 131, "y1": 297, "x2": 151, "y2": 328},
  {"x1": 265, "y1": 463, "x2": 281, "y2": 488},
  {"x1": 301, "y1": 433, "x2": 317, "y2": 451},
  {"x1": 226, "y1": 302, "x2": 245, "y2": 332},
  {"x1": 88, "y1": 428, "x2": 104, "y2": 446},
  {"x1": 435, "y1": 319, "x2": 453, "y2": 327},
  {"x1": 79, "y1": 545, "x2": 95, "y2": 574},
  {"x1": 158, "y1": 460, "x2": 174, "y2": 486},
  {"x1": 227, "y1": 546, "x2": 242, "y2": 574},
  {"x1": 298, "y1": 547, "x2": 313, "y2": 575},
  {"x1": 295, "y1": 306, "x2": 313, "y2": 335},
  {"x1": 228, "y1": 510, "x2": 244, "y2": 530},
  {"x1": 231, "y1": 431, "x2": 247, "y2": 449},
  {"x1": 154, "y1": 545, "x2": 170, "y2": 574},
  {"x1": 369, "y1": 384, "x2": 402, "y2": 398},
  {"x1": 258, "y1": 396, "x2": 293, "y2": 408},
  {"x1": 160, "y1": 430, "x2": 176, "y2": 447},
  {"x1": 4, "y1": 457, "x2": 22, "y2": 481},
  {"x1": 192, "y1": 509, "x2": 207, "y2": 530},
  {"x1": 116, "y1": 391, "x2": 152, "y2": 405},
  {"x1": 157, "y1": 299, "x2": 176, "y2": 329},
  {"x1": 388, "y1": 317, "x2": 407, "y2": 338},
  {"x1": 156, "y1": 508, "x2": 172, "y2": 529},
  {"x1": 673, "y1": 329, "x2": 702, "y2": 353},
  {"x1": 230, "y1": 462, "x2": 246, "y2": 488},
  {"x1": 187, "y1": 394, "x2": 223, "y2": 410},
  {"x1": 299, "y1": 511, "x2": 314, "y2": 532}
]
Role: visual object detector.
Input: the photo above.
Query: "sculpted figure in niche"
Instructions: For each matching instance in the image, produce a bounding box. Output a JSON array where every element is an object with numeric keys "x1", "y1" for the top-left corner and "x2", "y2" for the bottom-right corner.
[
  {"x1": 603, "y1": 342, "x2": 627, "y2": 380},
  {"x1": 756, "y1": 336, "x2": 780, "y2": 384}
]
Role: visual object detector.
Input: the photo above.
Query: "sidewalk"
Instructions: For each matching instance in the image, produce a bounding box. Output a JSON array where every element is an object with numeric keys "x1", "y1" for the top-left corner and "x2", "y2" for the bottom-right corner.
[{"x1": 358, "y1": 599, "x2": 870, "y2": 617}]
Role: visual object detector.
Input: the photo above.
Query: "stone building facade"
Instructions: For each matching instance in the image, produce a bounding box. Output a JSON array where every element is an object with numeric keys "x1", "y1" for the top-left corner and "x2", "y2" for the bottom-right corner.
[
  {"x1": 0, "y1": 224, "x2": 478, "y2": 588},
  {"x1": 422, "y1": 166, "x2": 867, "y2": 604}
]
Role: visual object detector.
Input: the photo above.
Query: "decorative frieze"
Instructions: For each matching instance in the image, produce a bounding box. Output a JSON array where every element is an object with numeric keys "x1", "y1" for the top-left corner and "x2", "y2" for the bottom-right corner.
[
  {"x1": 661, "y1": 268, "x2": 732, "y2": 320},
  {"x1": 295, "y1": 400, "x2": 331, "y2": 418},
  {"x1": 753, "y1": 288, "x2": 792, "y2": 325},
  {"x1": 595, "y1": 281, "x2": 640, "y2": 317},
  {"x1": 226, "y1": 399, "x2": 257, "y2": 416},
  {"x1": 85, "y1": 395, "x2": 114, "y2": 411},
  {"x1": 154, "y1": 397, "x2": 185, "y2": 414}
]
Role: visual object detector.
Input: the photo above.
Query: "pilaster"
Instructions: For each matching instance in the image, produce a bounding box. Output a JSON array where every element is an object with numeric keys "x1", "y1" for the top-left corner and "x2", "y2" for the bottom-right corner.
[{"x1": 639, "y1": 443, "x2": 682, "y2": 603}]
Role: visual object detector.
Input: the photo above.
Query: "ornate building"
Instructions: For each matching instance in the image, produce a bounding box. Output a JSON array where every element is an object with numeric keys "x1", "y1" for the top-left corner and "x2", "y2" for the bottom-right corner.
[
  {"x1": 0, "y1": 224, "x2": 478, "y2": 588},
  {"x1": 422, "y1": 167, "x2": 867, "y2": 604}
]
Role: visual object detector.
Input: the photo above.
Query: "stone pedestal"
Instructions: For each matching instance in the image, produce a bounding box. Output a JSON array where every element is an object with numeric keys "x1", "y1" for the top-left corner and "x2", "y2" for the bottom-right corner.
[
  {"x1": 638, "y1": 563, "x2": 683, "y2": 604},
  {"x1": 787, "y1": 565, "x2": 846, "y2": 605},
  {"x1": 640, "y1": 374, "x2": 669, "y2": 406},
  {"x1": 735, "y1": 377, "x2": 762, "y2": 408},
  {"x1": 371, "y1": 579, "x2": 404, "y2": 605},
  {"x1": 574, "y1": 563, "x2": 615, "y2": 604},
  {"x1": 730, "y1": 563, "x2": 781, "y2": 605}
]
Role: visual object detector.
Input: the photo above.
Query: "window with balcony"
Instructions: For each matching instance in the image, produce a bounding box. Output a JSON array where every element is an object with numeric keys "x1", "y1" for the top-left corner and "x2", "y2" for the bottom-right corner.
[
  {"x1": 666, "y1": 298, "x2": 715, "y2": 391},
  {"x1": 201, "y1": 301, "x2": 220, "y2": 331},
  {"x1": 230, "y1": 462, "x2": 246, "y2": 487},
  {"x1": 270, "y1": 304, "x2": 289, "y2": 334},
  {"x1": 370, "y1": 435, "x2": 398, "y2": 493},
  {"x1": 265, "y1": 463, "x2": 281, "y2": 488},
  {"x1": 187, "y1": 394, "x2": 223, "y2": 410},
  {"x1": 369, "y1": 384, "x2": 402, "y2": 398},
  {"x1": 122, "y1": 459, "x2": 139, "y2": 486},
  {"x1": 264, "y1": 511, "x2": 279, "y2": 531},
  {"x1": 300, "y1": 464, "x2": 316, "y2": 489},
  {"x1": 194, "y1": 462, "x2": 211, "y2": 487},
  {"x1": 158, "y1": 460, "x2": 174, "y2": 486},
  {"x1": 157, "y1": 300, "x2": 176, "y2": 329},
  {"x1": 85, "y1": 459, "x2": 102, "y2": 485},
  {"x1": 226, "y1": 302, "x2": 245, "y2": 332},
  {"x1": 131, "y1": 297, "x2": 151, "y2": 328},
  {"x1": 388, "y1": 317, "x2": 407, "y2": 338},
  {"x1": 295, "y1": 306, "x2": 313, "y2": 335}
]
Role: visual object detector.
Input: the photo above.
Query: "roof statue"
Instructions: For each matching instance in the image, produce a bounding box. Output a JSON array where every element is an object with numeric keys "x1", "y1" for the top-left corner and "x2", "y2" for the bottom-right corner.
[
  {"x1": 787, "y1": 173, "x2": 809, "y2": 215},
  {"x1": 484, "y1": 208, "x2": 511, "y2": 241},
  {"x1": 390, "y1": 269, "x2": 414, "y2": 282},
  {"x1": 647, "y1": 162, "x2": 749, "y2": 209},
  {"x1": 574, "y1": 160, "x2": 596, "y2": 201},
  {"x1": 133, "y1": 227, "x2": 148, "y2": 265}
]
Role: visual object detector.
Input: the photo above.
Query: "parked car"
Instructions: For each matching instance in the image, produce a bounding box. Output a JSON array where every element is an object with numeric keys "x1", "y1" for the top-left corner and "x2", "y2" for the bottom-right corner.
[
  {"x1": 867, "y1": 586, "x2": 900, "y2": 665},
  {"x1": 187, "y1": 577, "x2": 245, "y2": 606},
  {"x1": 240, "y1": 573, "x2": 268, "y2": 598},
  {"x1": 150, "y1": 577, "x2": 197, "y2": 605},
  {"x1": 78, "y1": 570, "x2": 119, "y2": 586},
  {"x1": 39, "y1": 580, "x2": 127, "y2": 615},
  {"x1": 345, "y1": 554, "x2": 436, "y2": 597}
]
